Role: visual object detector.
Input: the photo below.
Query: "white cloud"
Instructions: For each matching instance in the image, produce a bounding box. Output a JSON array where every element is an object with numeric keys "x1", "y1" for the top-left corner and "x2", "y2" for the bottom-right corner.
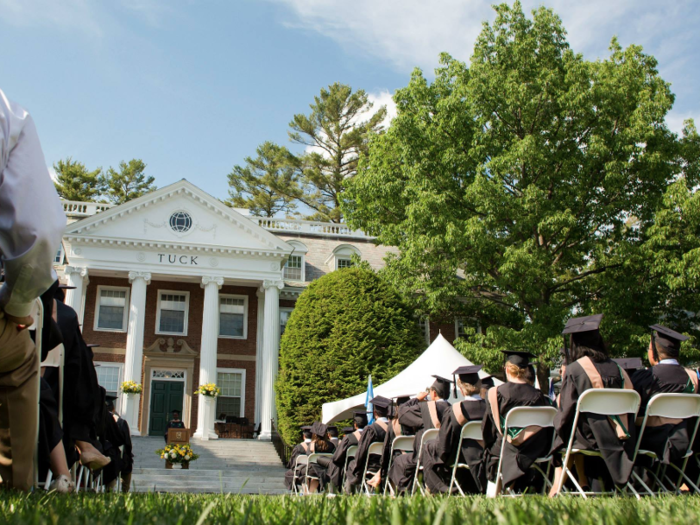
[
  {"x1": 0, "y1": 0, "x2": 104, "y2": 37},
  {"x1": 268, "y1": 0, "x2": 700, "y2": 76},
  {"x1": 367, "y1": 90, "x2": 397, "y2": 130},
  {"x1": 666, "y1": 111, "x2": 700, "y2": 135}
]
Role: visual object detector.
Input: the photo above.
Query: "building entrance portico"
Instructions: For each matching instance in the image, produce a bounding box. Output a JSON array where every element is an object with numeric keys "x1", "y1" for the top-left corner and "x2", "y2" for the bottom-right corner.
[{"x1": 61, "y1": 180, "x2": 293, "y2": 439}]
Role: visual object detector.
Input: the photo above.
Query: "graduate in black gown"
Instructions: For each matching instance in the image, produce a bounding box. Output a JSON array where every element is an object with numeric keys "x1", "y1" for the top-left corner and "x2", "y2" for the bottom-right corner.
[
  {"x1": 327, "y1": 426, "x2": 340, "y2": 448},
  {"x1": 550, "y1": 314, "x2": 637, "y2": 495},
  {"x1": 164, "y1": 410, "x2": 186, "y2": 442},
  {"x1": 107, "y1": 396, "x2": 134, "y2": 492},
  {"x1": 301, "y1": 422, "x2": 336, "y2": 493},
  {"x1": 632, "y1": 325, "x2": 698, "y2": 466},
  {"x1": 422, "y1": 365, "x2": 487, "y2": 494},
  {"x1": 327, "y1": 412, "x2": 367, "y2": 492},
  {"x1": 345, "y1": 396, "x2": 391, "y2": 493},
  {"x1": 284, "y1": 425, "x2": 312, "y2": 491},
  {"x1": 483, "y1": 350, "x2": 553, "y2": 495},
  {"x1": 480, "y1": 376, "x2": 494, "y2": 401},
  {"x1": 387, "y1": 376, "x2": 452, "y2": 494}
]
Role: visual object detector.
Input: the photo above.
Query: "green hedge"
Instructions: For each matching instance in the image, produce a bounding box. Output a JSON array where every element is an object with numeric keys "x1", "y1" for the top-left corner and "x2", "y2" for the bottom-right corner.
[{"x1": 275, "y1": 267, "x2": 425, "y2": 445}]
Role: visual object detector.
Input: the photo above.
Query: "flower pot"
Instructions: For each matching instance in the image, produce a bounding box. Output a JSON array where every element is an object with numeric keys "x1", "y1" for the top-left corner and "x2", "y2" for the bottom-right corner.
[
  {"x1": 166, "y1": 461, "x2": 173, "y2": 470},
  {"x1": 182, "y1": 461, "x2": 189, "y2": 470}
]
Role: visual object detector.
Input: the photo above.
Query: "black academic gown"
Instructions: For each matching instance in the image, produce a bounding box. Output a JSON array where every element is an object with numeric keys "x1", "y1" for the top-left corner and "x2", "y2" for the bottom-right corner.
[
  {"x1": 388, "y1": 398, "x2": 450, "y2": 493},
  {"x1": 632, "y1": 363, "x2": 696, "y2": 465},
  {"x1": 483, "y1": 383, "x2": 553, "y2": 490},
  {"x1": 302, "y1": 439, "x2": 336, "y2": 492},
  {"x1": 423, "y1": 397, "x2": 486, "y2": 494},
  {"x1": 284, "y1": 442, "x2": 310, "y2": 490},
  {"x1": 345, "y1": 421, "x2": 388, "y2": 493},
  {"x1": 164, "y1": 420, "x2": 186, "y2": 443},
  {"x1": 552, "y1": 358, "x2": 637, "y2": 487},
  {"x1": 283, "y1": 440, "x2": 336, "y2": 491},
  {"x1": 328, "y1": 430, "x2": 362, "y2": 490},
  {"x1": 116, "y1": 415, "x2": 134, "y2": 476}
]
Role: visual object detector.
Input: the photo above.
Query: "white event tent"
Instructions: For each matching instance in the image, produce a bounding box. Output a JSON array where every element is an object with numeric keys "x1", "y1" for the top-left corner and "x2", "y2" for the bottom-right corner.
[{"x1": 321, "y1": 333, "x2": 500, "y2": 424}]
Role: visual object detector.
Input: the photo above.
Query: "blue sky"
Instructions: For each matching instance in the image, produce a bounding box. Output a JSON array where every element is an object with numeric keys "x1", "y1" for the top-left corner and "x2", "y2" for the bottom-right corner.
[{"x1": 2, "y1": 0, "x2": 699, "y2": 200}]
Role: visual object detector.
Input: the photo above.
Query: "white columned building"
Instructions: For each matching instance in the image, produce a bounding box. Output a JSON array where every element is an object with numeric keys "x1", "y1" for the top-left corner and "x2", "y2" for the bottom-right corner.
[
  {"x1": 258, "y1": 279, "x2": 283, "y2": 441},
  {"x1": 56, "y1": 179, "x2": 382, "y2": 442},
  {"x1": 194, "y1": 275, "x2": 224, "y2": 440},
  {"x1": 123, "y1": 271, "x2": 151, "y2": 434}
]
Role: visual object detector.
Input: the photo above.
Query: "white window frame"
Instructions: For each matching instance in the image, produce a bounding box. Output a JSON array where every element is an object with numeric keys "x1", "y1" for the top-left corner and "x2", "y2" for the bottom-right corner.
[
  {"x1": 336, "y1": 257, "x2": 354, "y2": 270},
  {"x1": 455, "y1": 317, "x2": 482, "y2": 340},
  {"x1": 155, "y1": 290, "x2": 190, "y2": 336},
  {"x1": 280, "y1": 307, "x2": 294, "y2": 337},
  {"x1": 93, "y1": 285, "x2": 130, "y2": 333},
  {"x1": 418, "y1": 317, "x2": 431, "y2": 345},
  {"x1": 54, "y1": 244, "x2": 65, "y2": 265},
  {"x1": 218, "y1": 294, "x2": 248, "y2": 340},
  {"x1": 216, "y1": 367, "x2": 246, "y2": 419},
  {"x1": 283, "y1": 254, "x2": 305, "y2": 282},
  {"x1": 95, "y1": 362, "x2": 124, "y2": 413},
  {"x1": 325, "y1": 243, "x2": 361, "y2": 271}
]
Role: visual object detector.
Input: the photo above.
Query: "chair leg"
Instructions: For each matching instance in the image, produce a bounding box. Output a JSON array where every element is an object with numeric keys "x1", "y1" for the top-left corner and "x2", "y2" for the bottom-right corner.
[
  {"x1": 667, "y1": 463, "x2": 700, "y2": 494},
  {"x1": 44, "y1": 470, "x2": 53, "y2": 491},
  {"x1": 630, "y1": 471, "x2": 655, "y2": 497}
]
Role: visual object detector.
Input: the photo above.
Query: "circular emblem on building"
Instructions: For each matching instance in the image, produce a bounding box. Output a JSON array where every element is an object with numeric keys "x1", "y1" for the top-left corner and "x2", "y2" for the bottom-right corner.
[
  {"x1": 169, "y1": 211, "x2": 192, "y2": 233},
  {"x1": 270, "y1": 262, "x2": 279, "y2": 271},
  {"x1": 209, "y1": 257, "x2": 219, "y2": 268},
  {"x1": 136, "y1": 252, "x2": 146, "y2": 262}
]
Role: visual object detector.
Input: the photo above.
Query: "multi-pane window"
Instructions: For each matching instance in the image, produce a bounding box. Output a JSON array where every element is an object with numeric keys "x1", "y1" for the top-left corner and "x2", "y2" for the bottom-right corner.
[
  {"x1": 95, "y1": 363, "x2": 122, "y2": 410},
  {"x1": 54, "y1": 246, "x2": 64, "y2": 265},
  {"x1": 283, "y1": 255, "x2": 303, "y2": 281},
  {"x1": 157, "y1": 292, "x2": 189, "y2": 335},
  {"x1": 337, "y1": 258, "x2": 353, "y2": 270},
  {"x1": 280, "y1": 308, "x2": 293, "y2": 336},
  {"x1": 95, "y1": 287, "x2": 129, "y2": 331},
  {"x1": 455, "y1": 318, "x2": 466, "y2": 340},
  {"x1": 216, "y1": 370, "x2": 244, "y2": 419},
  {"x1": 219, "y1": 295, "x2": 247, "y2": 338},
  {"x1": 455, "y1": 317, "x2": 482, "y2": 340},
  {"x1": 418, "y1": 317, "x2": 430, "y2": 345}
]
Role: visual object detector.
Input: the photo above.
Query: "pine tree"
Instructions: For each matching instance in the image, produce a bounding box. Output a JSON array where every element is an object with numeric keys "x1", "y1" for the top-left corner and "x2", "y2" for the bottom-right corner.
[
  {"x1": 101, "y1": 159, "x2": 156, "y2": 204},
  {"x1": 53, "y1": 157, "x2": 102, "y2": 201}
]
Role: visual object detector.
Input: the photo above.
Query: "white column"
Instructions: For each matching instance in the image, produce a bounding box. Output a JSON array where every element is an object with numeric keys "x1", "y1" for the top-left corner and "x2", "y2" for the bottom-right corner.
[
  {"x1": 64, "y1": 266, "x2": 88, "y2": 322},
  {"x1": 122, "y1": 271, "x2": 151, "y2": 436},
  {"x1": 254, "y1": 289, "x2": 265, "y2": 425},
  {"x1": 193, "y1": 276, "x2": 224, "y2": 441},
  {"x1": 258, "y1": 279, "x2": 283, "y2": 441}
]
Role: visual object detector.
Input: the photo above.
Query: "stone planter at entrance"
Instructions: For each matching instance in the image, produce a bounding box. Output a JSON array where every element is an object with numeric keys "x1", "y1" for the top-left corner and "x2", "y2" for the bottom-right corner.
[
  {"x1": 182, "y1": 461, "x2": 189, "y2": 470},
  {"x1": 166, "y1": 461, "x2": 173, "y2": 469}
]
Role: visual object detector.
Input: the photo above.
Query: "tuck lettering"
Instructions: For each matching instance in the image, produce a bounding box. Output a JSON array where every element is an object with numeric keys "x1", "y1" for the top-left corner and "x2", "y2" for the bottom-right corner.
[{"x1": 157, "y1": 254, "x2": 199, "y2": 265}]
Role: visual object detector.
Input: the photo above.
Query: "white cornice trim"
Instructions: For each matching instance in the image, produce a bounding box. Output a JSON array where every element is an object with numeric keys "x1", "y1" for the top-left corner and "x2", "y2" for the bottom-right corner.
[
  {"x1": 63, "y1": 180, "x2": 293, "y2": 253},
  {"x1": 63, "y1": 235, "x2": 289, "y2": 259}
]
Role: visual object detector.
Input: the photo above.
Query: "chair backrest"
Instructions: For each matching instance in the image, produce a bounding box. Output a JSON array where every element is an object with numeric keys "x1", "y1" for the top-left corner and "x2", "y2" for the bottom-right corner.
[
  {"x1": 460, "y1": 420, "x2": 483, "y2": 441},
  {"x1": 504, "y1": 406, "x2": 557, "y2": 429},
  {"x1": 646, "y1": 393, "x2": 700, "y2": 419},
  {"x1": 577, "y1": 388, "x2": 640, "y2": 417},
  {"x1": 391, "y1": 436, "x2": 414, "y2": 453},
  {"x1": 367, "y1": 442, "x2": 384, "y2": 457},
  {"x1": 295, "y1": 455, "x2": 309, "y2": 467},
  {"x1": 307, "y1": 453, "x2": 333, "y2": 465},
  {"x1": 346, "y1": 445, "x2": 358, "y2": 460},
  {"x1": 420, "y1": 428, "x2": 440, "y2": 446}
]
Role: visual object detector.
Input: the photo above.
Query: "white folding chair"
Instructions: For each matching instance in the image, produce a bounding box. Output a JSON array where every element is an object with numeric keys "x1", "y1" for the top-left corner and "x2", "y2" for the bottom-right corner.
[
  {"x1": 448, "y1": 421, "x2": 483, "y2": 496},
  {"x1": 411, "y1": 428, "x2": 439, "y2": 495},
  {"x1": 340, "y1": 445, "x2": 358, "y2": 491},
  {"x1": 303, "y1": 453, "x2": 334, "y2": 494},
  {"x1": 555, "y1": 389, "x2": 640, "y2": 499},
  {"x1": 291, "y1": 455, "x2": 309, "y2": 495},
  {"x1": 492, "y1": 406, "x2": 558, "y2": 497},
  {"x1": 31, "y1": 299, "x2": 44, "y2": 490},
  {"x1": 630, "y1": 393, "x2": 700, "y2": 496},
  {"x1": 383, "y1": 436, "x2": 414, "y2": 496},
  {"x1": 360, "y1": 442, "x2": 385, "y2": 496}
]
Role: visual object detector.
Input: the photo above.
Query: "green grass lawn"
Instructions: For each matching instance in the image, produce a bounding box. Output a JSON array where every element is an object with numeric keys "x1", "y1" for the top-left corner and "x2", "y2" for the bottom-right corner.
[{"x1": 1, "y1": 493, "x2": 699, "y2": 524}]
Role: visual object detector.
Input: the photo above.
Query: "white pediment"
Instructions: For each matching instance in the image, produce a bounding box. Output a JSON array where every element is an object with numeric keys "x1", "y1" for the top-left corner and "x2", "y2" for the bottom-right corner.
[{"x1": 64, "y1": 180, "x2": 292, "y2": 255}]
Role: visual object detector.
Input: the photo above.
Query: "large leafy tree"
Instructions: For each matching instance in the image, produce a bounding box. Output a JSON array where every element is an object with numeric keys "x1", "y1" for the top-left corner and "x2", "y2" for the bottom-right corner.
[
  {"x1": 101, "y1": 159, "x2": 156, "y2": 205},
  {"x1": 343, "y1": 2, "x2": 682, "y2": 372},
  {"x1": 53, "y1": 157, "x2": 103, "y2": 201},
  {"x1": 275, "y1": 267, "x2": 424, "y2": 445},
  {"x1": 226, "y1": 141, "x2": 299, "y2": 217}
]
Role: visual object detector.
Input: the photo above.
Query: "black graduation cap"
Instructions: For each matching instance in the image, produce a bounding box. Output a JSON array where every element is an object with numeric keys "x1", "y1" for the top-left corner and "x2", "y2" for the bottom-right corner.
[
  {"x1": 87, "y1": 343, "x2": 100, "y2": 348},
  {"x1": 612, "y1": 357, "x2": 644, "y2": 374},
  {"x1": 650, "y1": 324, "x2": 689, "y2": 354},
  {"x1": 370, "y1": 396, "x2": 392, "y2": 415},
  {"x1": 311, "y1": 422, "x2": 327, "y2": 437},
  {"x1": 352, "y1": 411, "x2": 368, "y2": 428},
  {"x1": 342, "y1": 426, "x2": 355, "y2": 434},
  {"x1": 562, "y1": 314, "x2": 603, "y2": 335},
  {"x1": 430, "y1": 375, "x2": 453, "y2": 399},
  {"x1": 59, "y1": 283, "x2": 77, "y2": 290},
  {"x1": 301, "y1": 425, "x2": 312, "y2": 431},
  {"x1": 480, "y1": 375, "x2": 494, "y2": 388},
  {"x1": 105, "y1": 394, "x2": 118, "y2": 402},
  {"x1": 501, "y1": 350, "x2": 535, "y2": 369},
  {"x1": 394, "y1": 396, "x2": 411, "y2": 406},
  {"x1": 452, "y1": 365, "x2": 483, "y2": 397}
]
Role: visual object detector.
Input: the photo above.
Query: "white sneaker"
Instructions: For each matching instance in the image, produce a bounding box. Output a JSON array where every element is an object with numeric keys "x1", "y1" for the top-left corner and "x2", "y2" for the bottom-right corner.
[{"x1": 49, "y1": 475, "x2": 75, "y2": 494}]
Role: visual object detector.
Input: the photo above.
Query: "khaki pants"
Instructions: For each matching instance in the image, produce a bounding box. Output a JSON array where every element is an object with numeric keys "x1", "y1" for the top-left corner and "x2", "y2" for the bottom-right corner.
[{"x1": 0, "y1": 313, "x2": 39, "y2": 491}]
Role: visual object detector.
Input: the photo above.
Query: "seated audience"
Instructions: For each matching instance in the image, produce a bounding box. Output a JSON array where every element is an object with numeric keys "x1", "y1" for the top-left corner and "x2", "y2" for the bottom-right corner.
[
  {"x1": 422, "y1": 365, "x2": 487, "y2": 494},
  {"x1": 326, "y1": 412, "x2": 367, "y2": 492},
  {"x1": 550, "y1": 314, "x2": 637, "y2": 496},
  {"x1": 483, "y1": 350, "x2": 553, "y2": 495}
]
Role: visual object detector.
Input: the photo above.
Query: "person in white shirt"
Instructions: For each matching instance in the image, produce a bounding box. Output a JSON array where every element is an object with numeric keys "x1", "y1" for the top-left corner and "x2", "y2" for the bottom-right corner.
[{"x1": 0, "y1": 89, "x2": 66, "y2": 491}]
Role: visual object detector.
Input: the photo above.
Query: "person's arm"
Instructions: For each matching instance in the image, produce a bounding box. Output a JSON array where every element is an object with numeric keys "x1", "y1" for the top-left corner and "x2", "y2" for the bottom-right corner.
[
  {"x1": 398, "y1": 398, "x2": 424, "y2": 428},
  {"x1": 0, "y1": 92, "x2": 66, "y2": 322},
  {"x1": 553, "y1": 367, "x2": 579, "y2": 444}
]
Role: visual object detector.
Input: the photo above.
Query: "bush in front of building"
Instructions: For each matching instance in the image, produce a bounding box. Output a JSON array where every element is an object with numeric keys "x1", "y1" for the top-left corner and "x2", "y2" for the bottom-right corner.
[{"x1": 275, "y1": 266, "x2": 425, "y2": 445}]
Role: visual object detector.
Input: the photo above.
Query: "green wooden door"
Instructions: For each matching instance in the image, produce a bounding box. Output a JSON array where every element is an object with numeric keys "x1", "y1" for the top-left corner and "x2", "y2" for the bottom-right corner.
[{"x1": 148, "y1": 381, "x2": 185, "y2": 436}]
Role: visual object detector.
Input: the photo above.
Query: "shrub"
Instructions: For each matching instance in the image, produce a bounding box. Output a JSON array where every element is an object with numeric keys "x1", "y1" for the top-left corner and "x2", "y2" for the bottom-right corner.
[{"x1": 275, "y1": 267, "x2": 425, "y2": 445}]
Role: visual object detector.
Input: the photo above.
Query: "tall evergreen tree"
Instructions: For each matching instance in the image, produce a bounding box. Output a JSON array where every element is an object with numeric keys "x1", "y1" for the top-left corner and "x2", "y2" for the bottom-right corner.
[
  {"x1": 101, "y1": 159, "x2": 156, "y2": 205},
  {"x1": 53, "y1": 157, "x2": 102, "y2": 201},
  {"x1": 227, "y1": 142, "x2": 299, "y2": 217},
  {"x1": 288, "y1": 83, "x2": 387, "y2": 222}
]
